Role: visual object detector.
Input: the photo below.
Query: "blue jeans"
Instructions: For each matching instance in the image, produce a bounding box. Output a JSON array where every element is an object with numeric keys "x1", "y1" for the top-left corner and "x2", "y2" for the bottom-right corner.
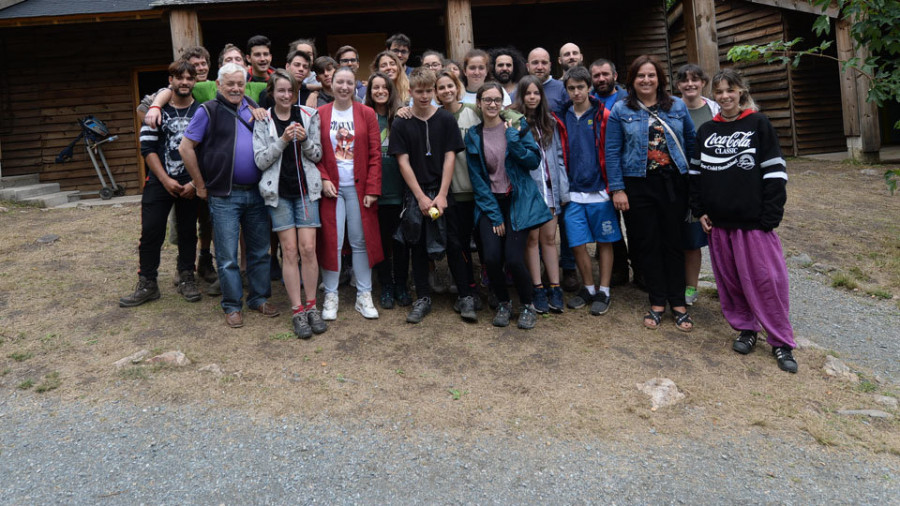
[{"x1": 208, "y1": 189, "x2": 271, "y2": 313}]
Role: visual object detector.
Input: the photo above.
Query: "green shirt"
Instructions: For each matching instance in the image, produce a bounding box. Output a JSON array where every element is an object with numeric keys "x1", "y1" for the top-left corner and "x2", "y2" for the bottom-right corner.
[{"x1": 191, "y1": 81, "x2": 267, "y2": 104}]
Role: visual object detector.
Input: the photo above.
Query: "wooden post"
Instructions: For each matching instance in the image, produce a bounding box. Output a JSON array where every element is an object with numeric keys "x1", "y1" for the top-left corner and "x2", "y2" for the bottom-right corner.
[
  {"x1": 835, "y1": 19, "x2": 880, "y2": 162},
  {"x1": 445, "y1": 0, "x2": 473, "y2": 62},
  {"x1": 682, "y1": 0, "x2": 719, "y2": 94},
  {"x1": 168, "y1": 9, "x2": 201, "y2": 60}
]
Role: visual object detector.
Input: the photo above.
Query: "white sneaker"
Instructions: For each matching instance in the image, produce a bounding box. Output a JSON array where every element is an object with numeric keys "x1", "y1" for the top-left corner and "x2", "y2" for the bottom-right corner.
[
  {"x1": 322, "y1": 292, "x2": 339, "y2": 320},
  {"x1": 354, "y1": 291, "x2": 379, "y2": 319}
]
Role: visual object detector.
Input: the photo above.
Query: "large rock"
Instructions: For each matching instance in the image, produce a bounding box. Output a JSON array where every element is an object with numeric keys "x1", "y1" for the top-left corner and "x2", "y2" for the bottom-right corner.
[
  {"x1": 113, "y1": 349, "x2": 150, "y2": 370},
  {"x1": 823, "y1": 355, "x2": 859, "y2": 383},
  {"x1": 872, "y1": 395, "x2": 898, "y2": 409},
  {"x1": 637, "y1": 378, "x2": 685, "y2": 411},
  {"x1": 146, "y1": 351, "x2": 191, "y2": 367},
  {"x1": 199, "y1": 364, "x2": 224, "y2": 376},
  {"x1": 836, "y1": 409, "x2": 893, "y2": 419}
]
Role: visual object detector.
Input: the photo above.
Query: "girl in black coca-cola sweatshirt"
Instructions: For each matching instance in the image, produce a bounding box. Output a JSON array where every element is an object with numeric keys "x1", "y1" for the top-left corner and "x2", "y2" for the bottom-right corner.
[{"x1": 688, "y1": 69, "x2": 798, "y2": 374}]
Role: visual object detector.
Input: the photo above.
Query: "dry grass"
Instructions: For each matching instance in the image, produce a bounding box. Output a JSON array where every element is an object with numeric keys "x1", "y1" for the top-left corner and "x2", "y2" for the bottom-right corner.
[{"x1": 0, "y1": 157, "x2": 898, "y2": 454}]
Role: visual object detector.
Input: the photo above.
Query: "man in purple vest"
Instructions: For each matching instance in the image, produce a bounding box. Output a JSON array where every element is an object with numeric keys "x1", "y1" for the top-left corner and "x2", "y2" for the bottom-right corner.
[{"x1": 180, "y1": 63, "x2": 280, "y2": 328}]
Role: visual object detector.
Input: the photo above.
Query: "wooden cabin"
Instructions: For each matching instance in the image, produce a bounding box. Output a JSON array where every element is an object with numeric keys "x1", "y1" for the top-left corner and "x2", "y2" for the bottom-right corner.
[{"x1": 0, "y1": 0, "x2": 888, "y2": 195}]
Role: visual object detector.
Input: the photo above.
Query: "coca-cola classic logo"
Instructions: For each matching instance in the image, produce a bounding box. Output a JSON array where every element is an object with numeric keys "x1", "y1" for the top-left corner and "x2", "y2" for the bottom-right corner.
[{"x1": 703, "y1": 131, "x2": 754, "y2": 154}]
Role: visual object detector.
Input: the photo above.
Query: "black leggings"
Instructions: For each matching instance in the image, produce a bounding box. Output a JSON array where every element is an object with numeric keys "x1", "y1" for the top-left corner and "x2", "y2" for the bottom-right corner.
[
  {"x1": 478, "y1": 195, "x2": 532, "y2": 305},
  {"x1": 139, "y1": 178, "x2": 198, "y2": 280}
]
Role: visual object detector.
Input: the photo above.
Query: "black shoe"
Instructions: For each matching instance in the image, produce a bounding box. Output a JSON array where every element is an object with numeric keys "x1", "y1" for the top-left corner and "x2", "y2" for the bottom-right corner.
[
  {"x1": 292, "y1": 312, "x2": 313, "y2": 339},
  {"x1": 119, "y1": 276, "x2": 161, "y2": 307},
  {"x1": 773, "y1": 346, "x2": 798, "y2": 373},
  {"x1": 455, "y1": 295, "x2": 477, "y2": 322},
  {"x1": 488, "y1": 292, "x2": 499, "y2": 310},
  {"x1": 567, "y1": 287, "x2": 593, "y2": 309},
  {"x1": 492, "y1": 301, "x2": 512, "y2": 327},
  {"x1": 561, "y1": 269, "x2": 580, "y2": 292},
  {"x1": 406, "y1": 297, "x2": 432, "y2": 324},
  {"x1": 306, "y1": 307, "x2": 327, "y2": 334},
  {"x1": 590, "y1": 292, "x2": 610, "y2": 315},
  {"x1": 517, "y1": 304, "x2": 537, "y2": 329},
  {"x1": 176, "y1": 270, "x2": 202, "y2": 302},
  {"x1": 197, "y1": 252, "x2": 217, "y2": 283},
  {"x1": 395, "y1": 286, "x2": 413, "y2": 307},
  {"x1": 380, "y1": 285, "x2": 395, "y2": 310},
  {"x1": 733, "y1": 330, "x2": 758, "y2": 355}
]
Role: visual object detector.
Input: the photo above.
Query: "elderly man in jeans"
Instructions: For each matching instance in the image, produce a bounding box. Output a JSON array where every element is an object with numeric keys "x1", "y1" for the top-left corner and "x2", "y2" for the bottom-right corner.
[{"x1": 180, "y1": 62, "x2": 279, "y2": 328}]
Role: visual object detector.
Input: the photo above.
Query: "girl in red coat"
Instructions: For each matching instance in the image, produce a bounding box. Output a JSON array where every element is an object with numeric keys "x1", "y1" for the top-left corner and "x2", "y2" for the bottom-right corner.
[{"x1": 317, "y1": 67, "x2": 384, "y2": 320}]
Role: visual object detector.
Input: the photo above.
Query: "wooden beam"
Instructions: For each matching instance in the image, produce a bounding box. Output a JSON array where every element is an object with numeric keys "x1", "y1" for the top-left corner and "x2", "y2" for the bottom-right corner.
[
  {"x1": 835, "y1": 18, "x2": 879, "y2": 160},
  {"x1": 744, "y1": 0, "x2": 840, "y2": 18},
  {"x1": 683, "y1": 0, "x2": 719, "y2": 91},
  {"x1": 168, "y1": 8, "x2": 202, "y2": 60},
  {"x1": 835, "y1": 19, "x2": 858, "y2": 136},
  {"x1": 445, "y1": 0, "x2": 473, "y2": 61},
  {"x1": 0, "y1": 10, "x2": 160, "y2": 28}
]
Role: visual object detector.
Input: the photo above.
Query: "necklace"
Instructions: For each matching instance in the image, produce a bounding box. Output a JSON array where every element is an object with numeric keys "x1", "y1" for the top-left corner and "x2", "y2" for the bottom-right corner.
[
  {"x1": 721, "y1": 109, "x2": 743, "y2": 121},
  {"x1": 169, "y1": 99, "x2": 195, "y2": 120}
]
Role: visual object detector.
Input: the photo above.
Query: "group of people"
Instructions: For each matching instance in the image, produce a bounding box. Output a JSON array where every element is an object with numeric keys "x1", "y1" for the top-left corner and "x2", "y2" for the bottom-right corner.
[{"x1": 121, "y1": 33, "x2": 798, "y2": 373}]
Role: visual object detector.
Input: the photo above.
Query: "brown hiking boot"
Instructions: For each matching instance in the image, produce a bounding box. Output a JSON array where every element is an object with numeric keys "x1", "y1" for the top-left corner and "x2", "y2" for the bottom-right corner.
[{"x1": 119, "y1": 276, "x2": 161, "y2": 307}]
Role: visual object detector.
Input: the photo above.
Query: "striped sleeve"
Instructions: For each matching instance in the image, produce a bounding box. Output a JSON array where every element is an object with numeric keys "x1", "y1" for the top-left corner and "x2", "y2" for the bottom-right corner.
[{"x1": 139, "y1": 123, "x2": 160, "y2": 159}]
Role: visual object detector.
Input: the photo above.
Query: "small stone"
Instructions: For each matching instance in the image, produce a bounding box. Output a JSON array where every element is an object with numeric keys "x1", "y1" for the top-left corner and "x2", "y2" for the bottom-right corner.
[
  {"x1": 199, "y1": 364, "x2": 224, "y2": 376},
  {"x1": 0, "y1": 206, "x2": 8, "y2": 213},
  {"x1": 788, "y1": 253, "x2": 812, "y2": 266},
  {"x1": 823, "y1": 355, "x2": 859, "y2": 383},
  {"x1": 637, "y1": 378, "x2": 685, "y2": 411},
  {"x1": 114, "y1": 349, "x2": 150, "y2": 370},
  {"x1": 836, "y1": 409, "x2": 893, "y2": 419},
  {"x1": 794, "y1": 337, "x2": 823, "y2": 350},
  {"x1": 859, "y1": 169, "x2": 880, "y2": 177},
  {"x1": 871, "y1": 395, "x2": 898, "y2": 409},
  {"x1": 145, "y1": 351, "x2": 191, "y2": 366},
  {"x1": 35, "y1": 234, "x2": 60, "y2": 244},
  {"x1": 112, "y1": 204, "x2": 123, "y2": 208},
  {"x1": 801, "y1": 170, "x2": 819, "y2": 176},
  {"x1": 811, "y1": 262, "x2": 836, "y2": 273}
]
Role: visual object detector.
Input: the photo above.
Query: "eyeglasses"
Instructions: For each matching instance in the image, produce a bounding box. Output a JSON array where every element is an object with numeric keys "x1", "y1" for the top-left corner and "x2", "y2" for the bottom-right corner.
[
  {"x1": 391, "y1": 48, "x2": 410, "y2": 55},
  {"x1": 480, "y1": 97, "x2": 503, "y2": 105},
  {"x1": 339, "y1": 58, "x2": 358, "y2": 64},
  {"x1": 423, "y1": 62, "x2": 442, "y2": 69}
]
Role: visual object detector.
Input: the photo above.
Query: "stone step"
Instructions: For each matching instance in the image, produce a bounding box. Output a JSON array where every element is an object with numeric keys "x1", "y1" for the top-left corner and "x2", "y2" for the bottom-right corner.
[
  {"x1": 20, "y1": 191, "x2": 80, "y2": 208},
  {"x1": 0, "y1": 183, "x2": 61, "y2": 201},
  {"x1": 0, "y1": 174, "x2": 41, "y2": 189}
]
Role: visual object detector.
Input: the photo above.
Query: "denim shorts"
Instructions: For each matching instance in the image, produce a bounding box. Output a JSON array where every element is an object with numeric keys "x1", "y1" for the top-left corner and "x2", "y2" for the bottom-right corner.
[
  {"x1": 682, "y1": 219, "x2": 708, "y2": 250},
  {"x1": 268, "y1": 195, "x2": 320, "y2": 231},
  {"x1": 564, "y1": 200, "x2": 622, "y2": 247}
]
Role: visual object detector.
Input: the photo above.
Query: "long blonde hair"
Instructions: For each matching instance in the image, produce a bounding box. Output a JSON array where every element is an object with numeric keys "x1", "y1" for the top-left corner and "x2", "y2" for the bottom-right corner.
[{"x1": 711, "y1": 69, "x2": 758, "y2": 112}]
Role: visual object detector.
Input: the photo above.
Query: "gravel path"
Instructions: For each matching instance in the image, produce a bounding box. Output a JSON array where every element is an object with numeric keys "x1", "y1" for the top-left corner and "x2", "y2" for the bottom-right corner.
[
  {"x1": 1, "y1": 262, "x2": 898, "y2": 504},
  {"x1": 1, "y1": 396, "x2": 897, "y2": 504}
]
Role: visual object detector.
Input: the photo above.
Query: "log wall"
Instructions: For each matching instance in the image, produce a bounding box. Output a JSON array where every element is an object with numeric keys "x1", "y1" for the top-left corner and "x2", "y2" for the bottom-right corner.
[
  {"x1": 0, "y1": 20, "x2": 172, "y2": 194},
  {"x1": 669, "y1": 0, "x2": 844, "y2": 155}
]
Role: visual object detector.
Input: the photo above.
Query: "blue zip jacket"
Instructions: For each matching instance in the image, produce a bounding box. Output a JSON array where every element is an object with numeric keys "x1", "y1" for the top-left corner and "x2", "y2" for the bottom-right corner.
[
  {"x1": 465, "y1": 118, "x2": 552, "y2": 232},
  {"x1": 605, "y1": 96, "x2": 696, "y2": 191}
]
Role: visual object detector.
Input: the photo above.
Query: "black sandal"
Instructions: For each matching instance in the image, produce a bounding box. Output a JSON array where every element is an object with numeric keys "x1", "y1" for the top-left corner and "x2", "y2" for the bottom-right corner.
[
  {"x1": 643, "y1": 308, "x2": 663, "y2": 330},
  {"x1": 672, "y1": 309, "x2": 694, "y2": 333}
]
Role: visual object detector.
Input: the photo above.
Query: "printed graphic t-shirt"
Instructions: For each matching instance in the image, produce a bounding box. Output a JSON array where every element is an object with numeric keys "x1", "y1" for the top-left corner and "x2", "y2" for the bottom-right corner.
[{"x1": 329, "y1": 105, "x2": 355, "y2": 186}]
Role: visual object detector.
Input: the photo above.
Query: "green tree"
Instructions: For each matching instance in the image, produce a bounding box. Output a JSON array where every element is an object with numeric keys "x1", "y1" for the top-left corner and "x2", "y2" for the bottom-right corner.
[{"x1": 727, "y1": 0, "x2": 900, "y2": 191}]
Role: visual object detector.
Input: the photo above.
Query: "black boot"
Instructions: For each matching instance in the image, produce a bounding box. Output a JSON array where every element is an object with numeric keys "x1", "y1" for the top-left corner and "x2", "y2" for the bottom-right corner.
[{"x1": 119, "y1": 276, "x2": 161, "y2": 307}]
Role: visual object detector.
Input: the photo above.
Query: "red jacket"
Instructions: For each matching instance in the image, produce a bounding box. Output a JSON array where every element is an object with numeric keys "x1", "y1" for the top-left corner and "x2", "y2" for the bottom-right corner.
[{"x1": 315, "y1": 102, "x2": 384, "y2": 271}]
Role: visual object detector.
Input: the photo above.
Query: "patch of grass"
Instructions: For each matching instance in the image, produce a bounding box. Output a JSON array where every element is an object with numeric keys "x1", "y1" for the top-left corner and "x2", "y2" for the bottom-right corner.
[
  {"x1": 855, "y1": 379, "x2": 878, "y2": 393},
  {"x1": 848, "y1": 266, "x2": 870, "y2": 282},
  {"x1": 336, "y1": 374, "x2": 346, "y2": 383},
  {"x1": 831, "y1": 273, "x2": 859, "y2": 290},
  {"x1": 865, "y1": 289, "x2": 892, "y2": 300},
  {"x1": 803, "y1": 421, "x2": 839, "y2": 447},
  {"x1": 395, "y1": 368, "x2": 405, "y2": 376},
  {"x1": 8, "y1": 352, "x2": 33, "y2": 362},
  {"x1": 83, "y1": 336, "x2": 99, "y2": 346},
  {"x1": 118, "y1": 368, "x2": 148, "y2": 381},
  {"x1": 0, "y1": 367, "x2": 9, "y2": 377},
  {"x1": 35, "y1": 372, "x2": 61, "y2": 393},
  {"x1": 270, "y1": 331, "x2": 294, "y2": 341},
  {"x1": 448, "y1": 388, "x2": 468, "y2": 401},
  {"x1": 17, "y1": 379, "x2": 34, "y2": 390},
  {"x1": 314, "y1": 347, "x2": 323, "y2": 354}
]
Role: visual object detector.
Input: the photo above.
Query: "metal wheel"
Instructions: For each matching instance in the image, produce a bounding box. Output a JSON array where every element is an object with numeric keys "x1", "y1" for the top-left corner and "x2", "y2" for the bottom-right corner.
[
  {"x1": 113, "y1": 185, "x2": 126, "y2": 197},
  {"x1": 99, "y1": 187, "x2": 114, "y2": 200}
]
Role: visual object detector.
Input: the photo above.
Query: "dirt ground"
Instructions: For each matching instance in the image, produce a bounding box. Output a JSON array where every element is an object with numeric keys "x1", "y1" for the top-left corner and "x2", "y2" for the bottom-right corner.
[{"x1": 0, "y1": 157, "x2": 898, "y2": 455}]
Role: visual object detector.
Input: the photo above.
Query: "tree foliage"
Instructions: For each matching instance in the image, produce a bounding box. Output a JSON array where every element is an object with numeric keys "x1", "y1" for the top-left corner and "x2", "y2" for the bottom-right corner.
[{"x1": 727, "y1": 0, "x2": 900, "y2": 190}]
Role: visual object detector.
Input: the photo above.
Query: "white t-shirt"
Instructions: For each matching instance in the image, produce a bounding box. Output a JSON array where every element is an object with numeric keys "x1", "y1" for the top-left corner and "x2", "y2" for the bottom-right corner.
[
  {"x1": 461, "y1": 87, "x2": 512, "y2": 107},
  {"x1": 329, "y1": 106, "x2": 355, "y2": 186}
]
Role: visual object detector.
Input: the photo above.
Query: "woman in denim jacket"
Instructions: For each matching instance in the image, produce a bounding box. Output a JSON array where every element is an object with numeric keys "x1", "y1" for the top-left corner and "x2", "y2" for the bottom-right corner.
[{"x1": 605, "y1": 55, "x2": 697, "y2": 332}]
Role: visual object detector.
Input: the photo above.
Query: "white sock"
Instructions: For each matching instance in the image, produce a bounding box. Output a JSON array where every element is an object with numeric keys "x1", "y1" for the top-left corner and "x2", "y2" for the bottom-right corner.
[
  {"x1": 598, "y1": 285, "x2": 610, "y2": 297},
  {"x1": 585, "y1": 285, "x2": 596, "y2": 295}
]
